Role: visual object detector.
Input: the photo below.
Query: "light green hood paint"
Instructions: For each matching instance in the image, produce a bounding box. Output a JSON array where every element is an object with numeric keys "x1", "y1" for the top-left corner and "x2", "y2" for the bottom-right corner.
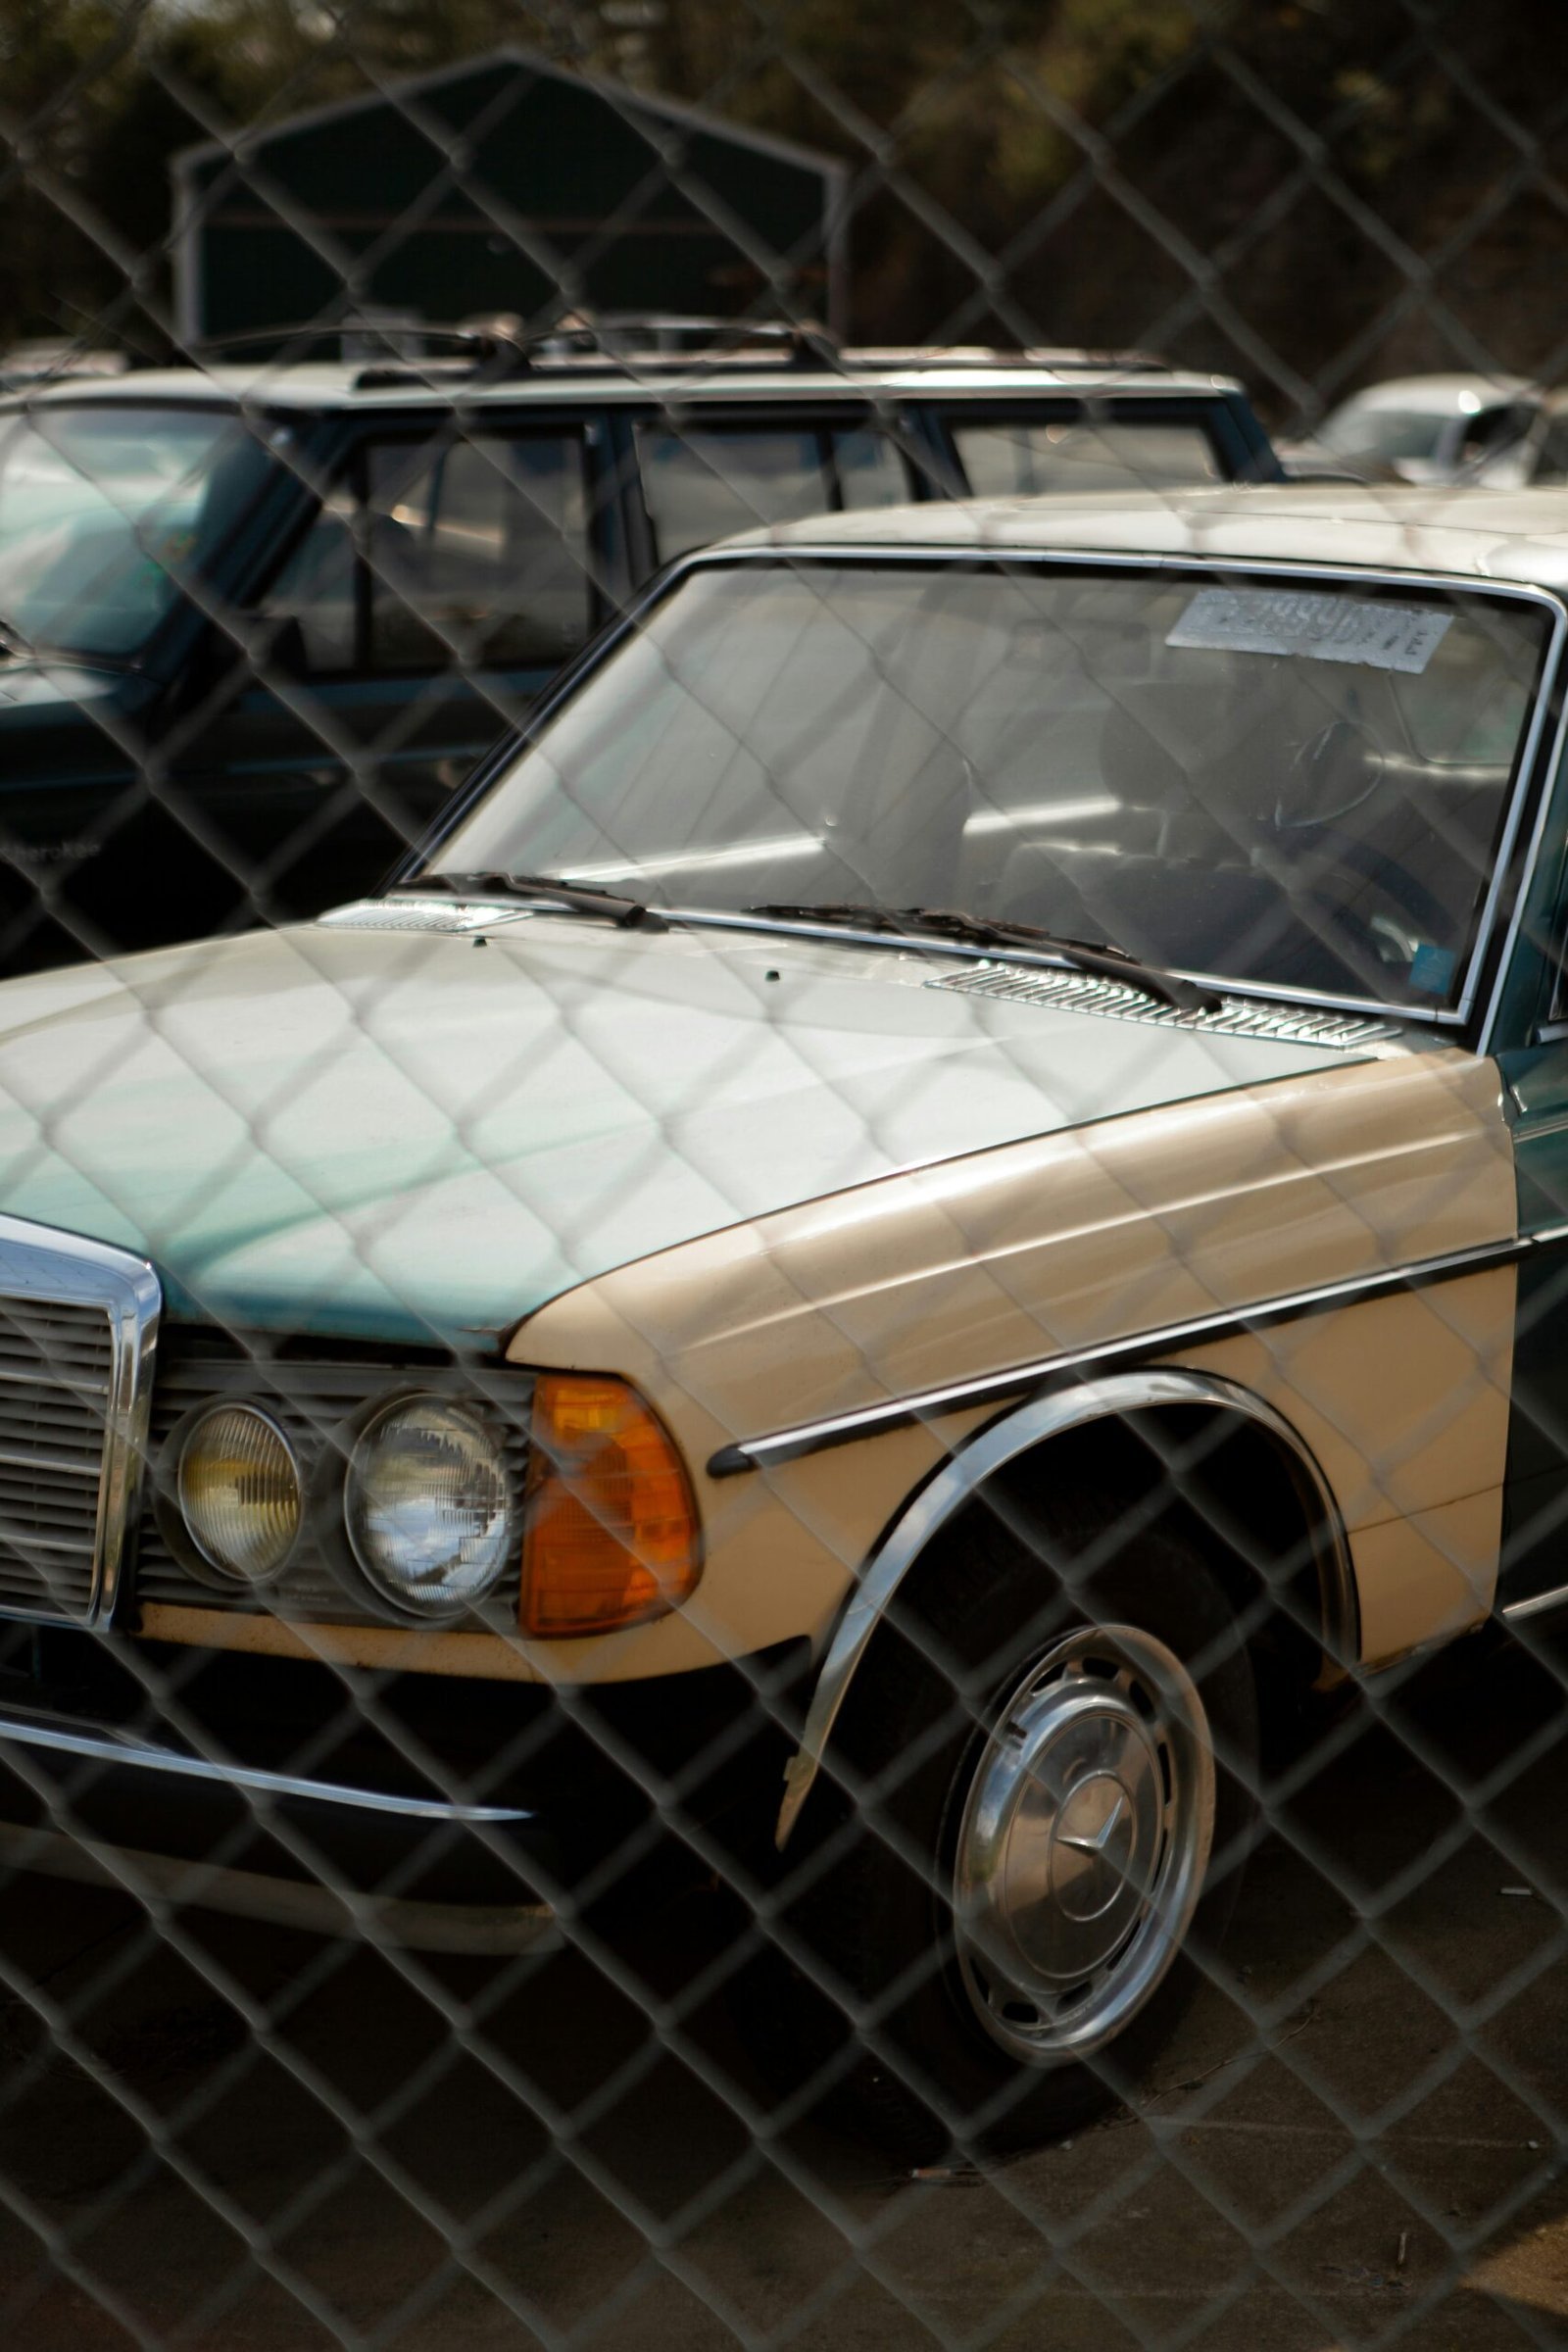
[{"x1": 0, "y1": 916, "x2": 1368, "y2": 1349}]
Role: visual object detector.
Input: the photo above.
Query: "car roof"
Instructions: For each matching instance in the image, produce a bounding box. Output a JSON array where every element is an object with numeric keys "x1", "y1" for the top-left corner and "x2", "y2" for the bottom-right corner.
[
  {"x1": 1325, "y1": 374, "x2": 1536, "y2": 416},
  {"x1": 0, "y1": 356, "x2": 1250, "y2": 415},
  {"x1": 718, "y1": 482, "x2": 1568, "y2": 595}
]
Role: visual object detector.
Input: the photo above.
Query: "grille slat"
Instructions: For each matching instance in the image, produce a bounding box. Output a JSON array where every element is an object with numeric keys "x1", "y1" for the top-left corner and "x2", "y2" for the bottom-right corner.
[
  {"x1": 0, "y1": 1524, "x2": 94, "y2": 1557},
  {"x1": 0, "y1": 1396, "x2": 114, "y2": 1444},
  {"x1": 0, "y1": 1487, "x2": 102, "y2": 1541},
  {"x1": 0, "y1": 1446, "x2": 101, "y2": 1481},
  {"x1": 0, "y1": 1467, "x2": 102, "y2": 1524},
  {"x1": 0, "y1": 1359, "x2": 109, "y2": 1394}
]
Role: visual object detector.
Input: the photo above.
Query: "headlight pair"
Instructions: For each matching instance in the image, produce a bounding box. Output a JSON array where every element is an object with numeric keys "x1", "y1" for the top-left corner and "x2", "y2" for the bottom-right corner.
[
  {"x1": 176, "y1": 1394, "x2": 514, "y2": 1619},
  {"x1": 173, "y1": 1372, "x2": 704, "y2": 1637}
]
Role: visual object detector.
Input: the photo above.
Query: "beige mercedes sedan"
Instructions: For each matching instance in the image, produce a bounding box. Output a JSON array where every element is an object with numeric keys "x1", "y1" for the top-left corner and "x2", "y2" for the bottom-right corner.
[{"x1": 0, "y1": 484, "x2": 1562, "y2": 2157}]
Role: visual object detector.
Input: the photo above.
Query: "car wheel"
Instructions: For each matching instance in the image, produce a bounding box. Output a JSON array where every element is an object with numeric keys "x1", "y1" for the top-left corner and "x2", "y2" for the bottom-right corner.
[{"x1": 760, "y1": 1499, "x2": 1259, "y2": 2159}]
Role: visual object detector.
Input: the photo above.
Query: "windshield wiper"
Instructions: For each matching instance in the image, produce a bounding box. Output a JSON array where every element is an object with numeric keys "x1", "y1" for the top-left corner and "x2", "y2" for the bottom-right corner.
[
  {"x1": 747, "y1": 900, "x2": 909, "y2": 935},
  {"x1": 417, "y1": 871, "x2": 667, "y2": 932},
  {"x1": 745, "y1": 902, "x2": 1222, "y2": 1016},
  {"x1": 904, "y1": 907, "x2": 1224, "y2": 1014}
]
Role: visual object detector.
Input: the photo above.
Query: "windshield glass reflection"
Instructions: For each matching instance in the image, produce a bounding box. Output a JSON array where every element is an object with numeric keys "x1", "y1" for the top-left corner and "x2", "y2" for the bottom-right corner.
[
  {"x1": 428, "y1": 559, "x2": 1550, "y2": 1011},
  {"x1": 0, "y1": 405, "x2": 270, "y2": 659}
]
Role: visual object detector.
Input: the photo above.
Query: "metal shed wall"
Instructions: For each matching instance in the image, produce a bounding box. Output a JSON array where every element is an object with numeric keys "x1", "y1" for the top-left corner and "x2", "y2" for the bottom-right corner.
[{"x1": 172, "y1": 50, "x2": 849, "y2": 344}]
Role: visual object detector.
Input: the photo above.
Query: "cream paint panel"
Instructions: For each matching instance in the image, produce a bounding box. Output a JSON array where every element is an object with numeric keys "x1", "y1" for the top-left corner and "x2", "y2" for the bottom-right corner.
[
  {"x1": 501, "y1": 1049, "x2": 1518, "y2": 1683},
  {"x1": 516, "y1": 1053, "x2": 1512, "y2": 1459},
  {"x1": 1344, "y1": 1490, "x2": 1505, "y2": 1661},
  {"x1": 133, "y1": 1051, "x2": 1519, "y2": 1686},
  {"x1": 1169, "y1": 1265, "x2": 1515, "y2": 1660}
]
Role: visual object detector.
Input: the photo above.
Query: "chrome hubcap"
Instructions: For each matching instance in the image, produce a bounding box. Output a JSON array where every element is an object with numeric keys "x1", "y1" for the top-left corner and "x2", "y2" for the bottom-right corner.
[{"x1": 953, "y1": 1624, "x2": 1215, "y2": 2065}]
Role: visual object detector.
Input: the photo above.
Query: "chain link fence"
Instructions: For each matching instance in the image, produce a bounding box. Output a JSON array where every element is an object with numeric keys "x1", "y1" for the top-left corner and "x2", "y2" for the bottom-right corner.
[{"x1": 3, "y1": 3, "x2": 1568, "y2": 2346}]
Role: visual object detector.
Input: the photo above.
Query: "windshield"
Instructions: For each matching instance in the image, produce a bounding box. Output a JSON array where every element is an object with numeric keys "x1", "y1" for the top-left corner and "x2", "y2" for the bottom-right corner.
[
  {"x1": 0, "y1": 404, "x2": 271, "y2": 657},
  {"x1": 426, "y1": 559, "x2": 1550, "y2": 1012},
  {"x1": 1318, "y1": 399, "x2": 1454, "y2": 465}
]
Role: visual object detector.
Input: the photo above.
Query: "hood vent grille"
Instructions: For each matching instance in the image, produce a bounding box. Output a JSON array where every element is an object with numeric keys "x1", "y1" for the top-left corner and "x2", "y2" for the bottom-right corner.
[{"x1": 926, "y1": 961, "x2": 1397, "y2": 1050}]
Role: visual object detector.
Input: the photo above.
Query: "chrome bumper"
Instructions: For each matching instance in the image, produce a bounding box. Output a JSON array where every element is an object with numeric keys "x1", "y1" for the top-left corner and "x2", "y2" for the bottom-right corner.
[{"x1": 0, "y1": 1704, "x2": 562, "y2": 1956}]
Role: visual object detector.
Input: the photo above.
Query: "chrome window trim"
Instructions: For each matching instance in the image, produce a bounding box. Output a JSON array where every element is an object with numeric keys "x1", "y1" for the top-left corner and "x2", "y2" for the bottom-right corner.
[
  {"x1": 1480, "y1": 679, "x2": 1568, "y2": 1052},
  {"x1": 773, "y1": 1368, "x2": 1355, "y2": 1850},
  {"x1": 0, "y1": 1707, "x2": 531, "y2": 1824},
  {"x1": 516, "y1": 539, "x2": 1566, "y2": 1037},
  {"x1": 0, "y1": 1214, "x2": 161, "y2": 1625},
  {"x1": 709, "y1": 1231, "x2": 1529, "y2": 1481}
]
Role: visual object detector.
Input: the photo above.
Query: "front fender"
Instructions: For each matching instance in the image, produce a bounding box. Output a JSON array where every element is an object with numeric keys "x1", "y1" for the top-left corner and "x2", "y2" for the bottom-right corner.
[{"x1": 773, "y1": 1367, "x2": 1354, "y2": 1848}]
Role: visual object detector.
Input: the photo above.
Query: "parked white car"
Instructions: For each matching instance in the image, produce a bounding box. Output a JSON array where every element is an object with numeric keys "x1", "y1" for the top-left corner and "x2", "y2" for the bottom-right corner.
[{"x1": 1288, "y1": 372, "x2": 1539, "y2": 483}]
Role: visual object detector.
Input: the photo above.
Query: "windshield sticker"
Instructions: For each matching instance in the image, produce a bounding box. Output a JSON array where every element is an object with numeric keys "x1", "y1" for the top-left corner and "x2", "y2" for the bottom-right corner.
[{"x1": 1167, "y1": 587, "x2": 1453, "y2": 673}]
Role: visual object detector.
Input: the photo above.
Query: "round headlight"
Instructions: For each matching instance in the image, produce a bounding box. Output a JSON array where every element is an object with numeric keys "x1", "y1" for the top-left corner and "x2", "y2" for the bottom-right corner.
[
  {"x1": 178, "y1": 1404, "x2": 302, "y2": 1585},
  {"x1": 345, "y1": 1396, "x2": 513, "y2": 1617}
]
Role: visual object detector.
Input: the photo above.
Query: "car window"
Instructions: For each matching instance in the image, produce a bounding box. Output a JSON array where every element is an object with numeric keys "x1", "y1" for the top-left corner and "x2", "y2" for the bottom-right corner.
[
  {"x1": 948, "y1": 414, "x2": 1223, "y2": 495},
  {"x1": 1458, "y1": 402, "x2": 1535, "y2": 463},
  {"x1": 0, "y1": 404, "x2": 272, "y2": 659},
  {"x1": 266, "y1": 478, "x2": 359, "y2": 672},
  {"x1": 638, "y1": 424, "x2": 913, "y2": 562},
  {"x1": 261, "y1": 430, "x2": 594, "y2": 674},
  {"x1": 1317, "y1": 400, "x2": 1451, "y2": 466}
]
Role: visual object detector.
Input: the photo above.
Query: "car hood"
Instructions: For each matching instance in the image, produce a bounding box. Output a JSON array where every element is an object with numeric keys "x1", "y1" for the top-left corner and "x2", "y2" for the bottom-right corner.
[
  {"x1": 0, "y1": 913, "x2": 1385, "y2": 1348},
  {"x1": 0, "y1": 656, "x2": 135, "y2": 712}
]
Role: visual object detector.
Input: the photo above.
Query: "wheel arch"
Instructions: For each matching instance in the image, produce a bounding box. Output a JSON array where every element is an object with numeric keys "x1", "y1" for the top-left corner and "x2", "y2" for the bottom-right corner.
[{"x1": 774, "y1": 1366, "x2": 1356, "y2": 1849}]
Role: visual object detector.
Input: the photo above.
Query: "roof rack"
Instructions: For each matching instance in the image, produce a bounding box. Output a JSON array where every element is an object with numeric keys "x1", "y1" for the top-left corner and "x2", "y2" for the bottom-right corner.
[
  {"x1": 342, "y1": 310, "x2": 845, "y2": 389},
  {"x1": 532, "y1": 312, "x2": 840, "y2": 359},
  {"x1": 191, "y1": 312, "x2": 477, "y2": 365},
  {"x1": 833, "y1": 344, "x2": 1170, "y2": 372},
  {"x1": 185, "y1": 312, "x2": 1171, "y2": 391},
  {"x1": 189, "y1": 309, "x2": 845, "y2": 388}
]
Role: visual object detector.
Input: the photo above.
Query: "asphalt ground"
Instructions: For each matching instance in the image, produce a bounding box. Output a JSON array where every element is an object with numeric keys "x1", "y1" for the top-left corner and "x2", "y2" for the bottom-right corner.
[{"x1": 2, "y1": 1628, "x2": 1568, "y2": 2352}]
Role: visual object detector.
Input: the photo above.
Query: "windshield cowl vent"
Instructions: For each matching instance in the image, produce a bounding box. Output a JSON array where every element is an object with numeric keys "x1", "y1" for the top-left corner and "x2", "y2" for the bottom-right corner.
[{"x1": 927, "y1": 961, "x2": 1398, "y2": 1050}]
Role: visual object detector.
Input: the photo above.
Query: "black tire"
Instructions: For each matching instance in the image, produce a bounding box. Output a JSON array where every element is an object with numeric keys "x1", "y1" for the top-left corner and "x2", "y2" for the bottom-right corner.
[{"x1": 755, "y1": 1491, "x2": 1259, "y2": 2160}]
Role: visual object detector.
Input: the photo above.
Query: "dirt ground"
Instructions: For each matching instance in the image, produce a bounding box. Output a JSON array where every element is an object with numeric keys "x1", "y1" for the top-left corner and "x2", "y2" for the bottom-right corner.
[{"x1": 2, "y1": 1627, "x2": 1567, "y2": 2352}]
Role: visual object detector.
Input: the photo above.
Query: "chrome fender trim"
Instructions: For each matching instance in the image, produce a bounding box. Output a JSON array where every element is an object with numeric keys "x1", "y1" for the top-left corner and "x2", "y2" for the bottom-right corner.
[
  {"x1": 773, "y1": 1367, "x2": 1354, "y2": 1850},
  {"x1": 708, "y1": 1233, "x2": 1529, "y2": 1480}
]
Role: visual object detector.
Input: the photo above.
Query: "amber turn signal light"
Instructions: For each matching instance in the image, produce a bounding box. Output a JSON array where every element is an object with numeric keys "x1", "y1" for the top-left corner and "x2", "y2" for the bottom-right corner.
[{"x1": 521, "y1": 1374, "x2": 702, "y2": 1637}]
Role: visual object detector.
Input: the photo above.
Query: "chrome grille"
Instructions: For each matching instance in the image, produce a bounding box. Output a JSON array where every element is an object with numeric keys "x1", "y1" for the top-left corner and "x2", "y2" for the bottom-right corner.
[
  {"x1": 0, "y1": 1219, "x2": 161, "y2": 1626},
  {"x1": 0, "y1": 1298, "x2": 109, "y2": 1619},
  {"x1": 134, "y1": 1345, "x2": 532, "y2": 1629}
]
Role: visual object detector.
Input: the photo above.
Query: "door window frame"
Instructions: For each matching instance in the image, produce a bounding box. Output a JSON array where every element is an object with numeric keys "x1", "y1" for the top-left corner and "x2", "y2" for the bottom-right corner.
[
  {"x1": 929, "y1": 395, "x2": 1240, "y2": 496},
  {"x1": 252, "y1": 411, "x2": 613, "y2": 681}
]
